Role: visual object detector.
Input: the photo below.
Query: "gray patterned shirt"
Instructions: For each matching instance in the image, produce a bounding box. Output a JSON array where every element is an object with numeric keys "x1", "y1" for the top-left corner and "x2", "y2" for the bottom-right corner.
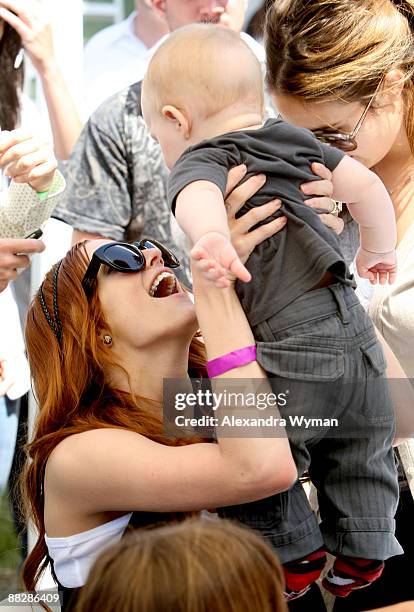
[{"x1": 53, "y1": 81, "x2": 191, "y2": 283}]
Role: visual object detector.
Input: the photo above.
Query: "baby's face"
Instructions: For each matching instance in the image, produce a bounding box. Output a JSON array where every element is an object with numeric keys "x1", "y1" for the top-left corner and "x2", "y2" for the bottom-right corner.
[{"x1": 142, "y1": 86, "x2": 189, "y2": 170}]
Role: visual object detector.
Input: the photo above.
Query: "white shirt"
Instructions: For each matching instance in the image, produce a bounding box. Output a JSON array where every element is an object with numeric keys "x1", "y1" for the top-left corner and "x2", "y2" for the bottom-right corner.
[
  {"x1": 45, "y1": 511, "x2": 215, "y2": 588},
  {"x1": 45, "y1": 513, "x2": 133, "y2": 588},
  {"x1": 83, "y1": 12, "x2": 152, "y2": 117}
]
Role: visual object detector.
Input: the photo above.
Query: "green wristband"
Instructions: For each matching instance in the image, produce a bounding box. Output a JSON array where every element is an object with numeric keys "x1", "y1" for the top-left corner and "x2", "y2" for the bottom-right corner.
[{"x1": 36, "y1": 190, "x2": 49, "y2": 202}]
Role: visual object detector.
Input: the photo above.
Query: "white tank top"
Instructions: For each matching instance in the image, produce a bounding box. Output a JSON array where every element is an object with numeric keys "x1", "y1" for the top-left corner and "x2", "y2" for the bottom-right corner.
[{"x1": 45, "y1": 512, "x2": 132, "y2": 588}]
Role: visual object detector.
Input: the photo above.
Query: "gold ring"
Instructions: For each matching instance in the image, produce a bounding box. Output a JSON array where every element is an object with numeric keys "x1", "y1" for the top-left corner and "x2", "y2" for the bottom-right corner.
[{"x1": 330, "y1": 200, "x2": 343, "y2": 215}]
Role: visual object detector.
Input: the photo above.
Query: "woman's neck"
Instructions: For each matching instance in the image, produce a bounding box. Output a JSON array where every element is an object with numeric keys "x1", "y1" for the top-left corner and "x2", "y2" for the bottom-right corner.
[
  {"x1": 372, "y1": 127, "x2": 414, "y2": 245},
  {"x1": 108, "y1": 337, "x2": 193, "y2": 403}
]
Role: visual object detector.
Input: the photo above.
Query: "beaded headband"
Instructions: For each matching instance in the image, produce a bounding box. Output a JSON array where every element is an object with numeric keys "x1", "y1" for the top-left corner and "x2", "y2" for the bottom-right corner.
[{"x1": 38, "y1": 260, "x2": 63, "y2": 346}]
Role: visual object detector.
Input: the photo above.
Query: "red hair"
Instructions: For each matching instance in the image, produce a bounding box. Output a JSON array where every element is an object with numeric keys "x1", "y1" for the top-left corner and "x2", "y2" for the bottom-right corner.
[{"x1": 20, "y1": 242, "x2": 206, "y2": 593}]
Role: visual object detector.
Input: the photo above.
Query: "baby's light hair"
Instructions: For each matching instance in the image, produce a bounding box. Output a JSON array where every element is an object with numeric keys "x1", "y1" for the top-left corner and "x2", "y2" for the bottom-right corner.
[{"x1": 144, "y1": 24, "x2": 265, "y2": 119}]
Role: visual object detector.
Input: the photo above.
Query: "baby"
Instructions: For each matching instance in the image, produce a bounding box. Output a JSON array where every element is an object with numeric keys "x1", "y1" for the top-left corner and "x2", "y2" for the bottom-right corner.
[{"x1": 142, "y1": 24, "x2": 401, "y2": 601}]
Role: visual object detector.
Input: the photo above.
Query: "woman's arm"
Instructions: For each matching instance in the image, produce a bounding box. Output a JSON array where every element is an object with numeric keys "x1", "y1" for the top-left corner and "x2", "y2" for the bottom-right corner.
[{"x1": 0, "y1": 0, "x2": 82, "y2": 160}]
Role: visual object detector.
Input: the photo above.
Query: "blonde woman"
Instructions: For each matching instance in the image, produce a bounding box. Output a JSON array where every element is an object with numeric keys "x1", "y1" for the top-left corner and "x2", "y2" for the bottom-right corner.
[{"x1": 264, "y1": 0, "x2": 414, "y2": 609}]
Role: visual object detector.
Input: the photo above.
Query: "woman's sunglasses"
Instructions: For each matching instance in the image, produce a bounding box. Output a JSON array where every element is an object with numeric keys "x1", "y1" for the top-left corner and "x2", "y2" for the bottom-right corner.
[
  {"x1": 82, "y1": 239, "x2": 180, "y2": 299},
  {"x1": 311, "y1": 80, "x2": 383, "y2": 152}
]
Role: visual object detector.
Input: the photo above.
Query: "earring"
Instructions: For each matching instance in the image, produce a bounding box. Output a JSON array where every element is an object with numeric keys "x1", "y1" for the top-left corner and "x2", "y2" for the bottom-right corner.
[{"x1": 103, "y1": 335, "x2": 113, "y2": 346}]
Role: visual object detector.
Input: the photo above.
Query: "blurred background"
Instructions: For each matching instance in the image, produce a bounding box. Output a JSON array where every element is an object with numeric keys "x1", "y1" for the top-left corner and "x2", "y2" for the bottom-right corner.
[{"x1": 25, "y1": 0, "x2": 261, "y2": 113}]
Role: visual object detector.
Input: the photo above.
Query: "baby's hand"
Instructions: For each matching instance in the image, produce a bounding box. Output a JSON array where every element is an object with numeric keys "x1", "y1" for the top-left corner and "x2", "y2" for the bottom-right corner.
[
  {"x1": 191, "y1": 232, "x2": 252, "y2": 288},
  {"x1": 356, "y1": 247, "x2": 397, "y2": 285}
]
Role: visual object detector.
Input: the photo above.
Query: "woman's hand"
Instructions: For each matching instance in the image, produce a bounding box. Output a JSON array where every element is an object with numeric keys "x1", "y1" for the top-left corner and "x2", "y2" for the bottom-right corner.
[
  {"x1": 0, "y1": 129, "x2": 57, "y2": 192},
  {"x1": 225, "y1": 165, "x2": 287, "y2": 265},
  {"x1": 0, "y1": 238, "x2": 45, "y2": 293},
  {"x1": 226, "y1": 162, "x2": 344, "y2": 267},
  {"x1": 300, "y1": 162, "x2": 344, "y2": 235},
  {"x1": 0, "y1": 0, "x2": 55, "y2": 75}
]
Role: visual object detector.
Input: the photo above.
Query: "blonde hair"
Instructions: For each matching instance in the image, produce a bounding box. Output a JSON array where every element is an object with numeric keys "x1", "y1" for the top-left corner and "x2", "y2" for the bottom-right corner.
[
  {"x1": 265, "y1": 0, "x2": 414, "y2": 150},
  {"x1": 74, "y1": 518, "x2": 288, "y2": 612},
  {"x1": 144, "y1": 24, "x2": 265, "y2": 118}
]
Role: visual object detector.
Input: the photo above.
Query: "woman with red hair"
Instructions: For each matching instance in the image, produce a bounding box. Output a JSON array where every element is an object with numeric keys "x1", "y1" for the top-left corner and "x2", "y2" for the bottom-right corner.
[{"x1": 21, "y1": 207, "x2": 295, "y2": 609}]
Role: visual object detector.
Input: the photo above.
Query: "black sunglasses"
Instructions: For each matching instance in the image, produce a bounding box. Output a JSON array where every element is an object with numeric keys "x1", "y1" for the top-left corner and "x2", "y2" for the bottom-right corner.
[
  {"x1": 82, "y1": 239, "x2": 180, "y2": 298},
  {"x1": 311, "y1": 80, "x2": 383, "y2": 152}
]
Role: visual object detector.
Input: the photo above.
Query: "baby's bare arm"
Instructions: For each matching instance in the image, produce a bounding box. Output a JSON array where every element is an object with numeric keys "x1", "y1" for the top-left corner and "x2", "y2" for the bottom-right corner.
[
  {"x1": 175, "y1": 181, "x2": 229, "y2": 245},
  {"x1": 331, "y1": 155, "x2": 397, "y2": 254},
  {"x1": 175, "y1": 181, "x2": 250, "y2": 286}
]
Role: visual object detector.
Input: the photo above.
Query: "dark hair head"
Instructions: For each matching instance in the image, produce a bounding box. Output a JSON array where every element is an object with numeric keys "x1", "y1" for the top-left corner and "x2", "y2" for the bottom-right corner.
[{"x1": 0, "y1": 21, "x2": 24, "y2": 130}]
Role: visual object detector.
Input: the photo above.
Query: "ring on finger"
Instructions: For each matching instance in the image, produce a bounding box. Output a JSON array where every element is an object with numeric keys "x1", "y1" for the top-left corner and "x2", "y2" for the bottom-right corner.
[{"x1": 330, "y1": 199, "x2": 343, "y2": 215}]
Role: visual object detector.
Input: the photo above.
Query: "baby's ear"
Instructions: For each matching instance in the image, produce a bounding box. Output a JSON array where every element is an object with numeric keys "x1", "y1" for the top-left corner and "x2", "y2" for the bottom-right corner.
[{"x1": 162, "y1": 105, "x2": 191, "y2": 138}]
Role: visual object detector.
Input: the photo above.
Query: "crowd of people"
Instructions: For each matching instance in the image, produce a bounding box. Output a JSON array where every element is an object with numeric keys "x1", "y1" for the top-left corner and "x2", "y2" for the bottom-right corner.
[{"x1": 1, "y1": 0, "x2": 414, "y2": 611}]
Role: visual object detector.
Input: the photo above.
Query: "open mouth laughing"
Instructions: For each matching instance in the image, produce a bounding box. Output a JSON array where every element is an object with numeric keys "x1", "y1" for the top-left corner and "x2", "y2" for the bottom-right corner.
[{"x1": 149, "y1": 271, "x2": 180, "y2": 298}]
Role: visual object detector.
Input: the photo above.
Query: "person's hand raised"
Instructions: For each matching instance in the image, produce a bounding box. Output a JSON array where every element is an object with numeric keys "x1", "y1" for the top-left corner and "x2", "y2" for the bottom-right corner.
[
  {"x1": 0, "y1": 0, "x2": 55, "y2": 75},
  {"x1": 0, "y1": 238, "x2": 45, "y2": 293},
  {"x1": 0, "y1": 129, "x2": 57, "y2": 192}
]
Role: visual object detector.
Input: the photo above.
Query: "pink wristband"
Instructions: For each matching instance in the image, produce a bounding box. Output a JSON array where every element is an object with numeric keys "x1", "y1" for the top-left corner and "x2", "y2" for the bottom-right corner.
[{"x1": 206, "y1": 345, "x2": 257, "y2": 378}]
